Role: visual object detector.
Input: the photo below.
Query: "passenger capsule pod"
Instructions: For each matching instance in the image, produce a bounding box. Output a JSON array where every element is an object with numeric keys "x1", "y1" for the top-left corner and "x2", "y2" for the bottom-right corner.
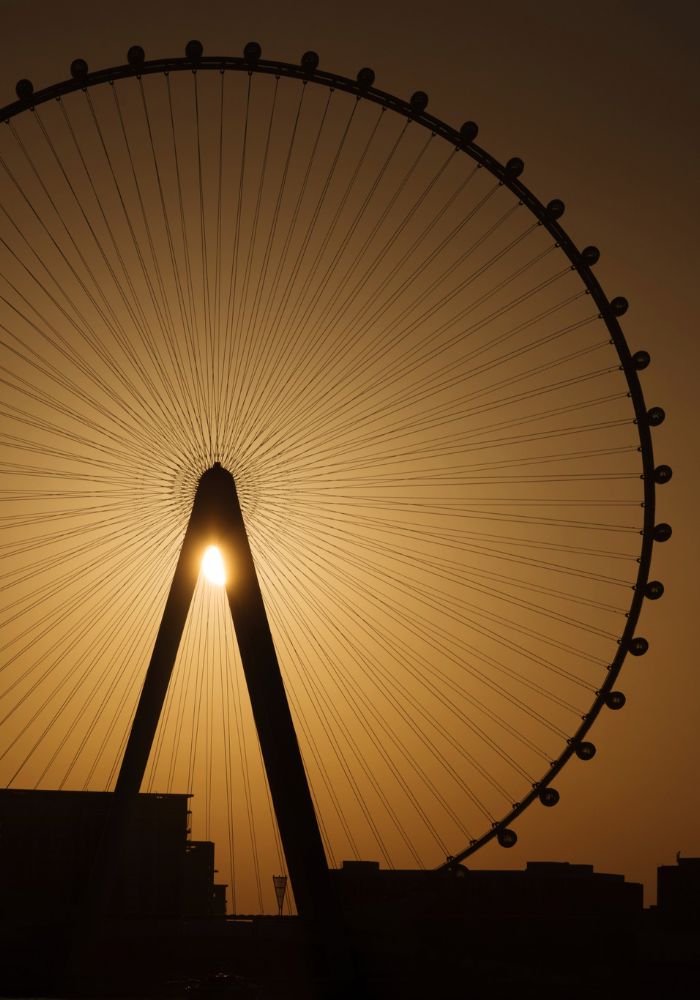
[
  {"x1": 645, "y1": 580, "x2": 664, "y2": 600},
  {"x1": 581, "y1": 245, "x2": 600, "y2": 266},
  {"x1": 497, "y1": 828, "x2": 518, "y2": 848},
  {"x1": 243, "y1": 41, "x2": 262, "y2": 63},
  {"x1": 459, "y1": 121, "x2": 478, "y2": 144},
  {"x1": 654, "y1": 465, "x2": 672, "y2": 484},
  {"x1": 15, "y1": 79, "x2": 34, "y2": 102},
  {"x1": 611, "y1": 296, "x2": 629, "y2": 316},
  {"x1": 301, "y1": 51, "x2": 319, "y2": 73},
  {"x1": 505, "y1": 156, "x2": 524, "y2": 177},
  {"x1": 546, "y1": 199, "x2": 565, "y2": 219},
  {"x1": 356, "y1": 67, "x2": 375, "y2": 89},
  {"x1": 186, "y1": 39, "x2": 204, "y2": 62},
  {"x1": 606, "y1": 691, "x2": 626, "y2": 710},
  {"x1": 70, "y1": 59, "x2": 89, "y2": 82},
  {"x1": 576, "y1": 741, "x2": 597, "y2": 760},
  {"x1": 653, "y1": 523, "x2": 672, "y2": 542},
  {"x1": 127, "y1": 45, "x2": 146, "y2": 69},
  {"x1": 410, "y1": 91, "x2": 429, "y2": 113},
  {"x1": 647, "y1": 407, "x2": 666, "y2": 426},
  {"x1": 629, "y1": 636, "x2": 649, "y2": 656},
  {"x1": 539, "y1": 787, "x2": 560, "y2": 807},
  {"x1": 632, "y1": 350, "x2": 651, "y2": 370}
]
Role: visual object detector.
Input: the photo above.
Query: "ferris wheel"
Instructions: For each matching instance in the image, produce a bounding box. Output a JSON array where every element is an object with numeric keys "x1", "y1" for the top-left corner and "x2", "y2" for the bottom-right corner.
[{"x1": 0, "y1": 41, "x2": 670, "y2": 914}]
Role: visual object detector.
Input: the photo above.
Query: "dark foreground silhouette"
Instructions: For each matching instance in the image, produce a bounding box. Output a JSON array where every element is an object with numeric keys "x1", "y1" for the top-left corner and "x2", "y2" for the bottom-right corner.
[
  {"x1": 2, "y1": 791, "x2": 699, "y2": 998},
  {"x1": 3, "y1": 853, "x2": 700, "y2": 998}
]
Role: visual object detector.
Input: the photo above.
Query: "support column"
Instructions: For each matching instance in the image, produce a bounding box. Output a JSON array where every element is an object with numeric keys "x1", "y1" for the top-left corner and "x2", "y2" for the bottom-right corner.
[{"x1": 115, "y1": 463, "x2": 332, "y2": 921}]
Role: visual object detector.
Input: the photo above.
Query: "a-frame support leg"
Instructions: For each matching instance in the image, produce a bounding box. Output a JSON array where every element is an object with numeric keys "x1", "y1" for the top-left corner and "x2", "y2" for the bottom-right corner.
[{"x1": 115, "y1": 463, "x2": 331, "y2": 922}]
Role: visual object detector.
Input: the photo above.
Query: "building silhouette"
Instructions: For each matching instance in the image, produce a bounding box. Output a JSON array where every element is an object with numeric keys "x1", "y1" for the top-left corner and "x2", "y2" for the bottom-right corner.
[
  {"x1": 1, "y1": 787, "x2": 698, "y2": 997},
  {"x1": 0, "y1": 788, "x2": 226, "y2": 921},
  {"x1": 657, "y1": 855, "x2": 700, "y2": 923},
  {"x1": 333, "y1": 857, "x2": 642, "y2": 919}
]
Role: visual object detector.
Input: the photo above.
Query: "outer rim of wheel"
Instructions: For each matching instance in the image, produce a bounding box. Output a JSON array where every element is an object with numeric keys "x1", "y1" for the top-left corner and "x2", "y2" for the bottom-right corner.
[{"x1": 0, "y1": 45, "x2": 662, "y2": 867}]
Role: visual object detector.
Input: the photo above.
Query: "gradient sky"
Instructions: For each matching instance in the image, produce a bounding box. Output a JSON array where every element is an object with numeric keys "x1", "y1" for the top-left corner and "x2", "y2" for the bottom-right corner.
[{"x1": 0, "y1": 0, "x2": 697, "y2": 907}]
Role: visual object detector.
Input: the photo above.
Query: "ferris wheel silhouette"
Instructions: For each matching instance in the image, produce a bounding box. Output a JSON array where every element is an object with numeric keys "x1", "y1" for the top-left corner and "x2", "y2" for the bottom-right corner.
[{"x1": 0, "y1": 40, "x2": 670, "y2": 916}]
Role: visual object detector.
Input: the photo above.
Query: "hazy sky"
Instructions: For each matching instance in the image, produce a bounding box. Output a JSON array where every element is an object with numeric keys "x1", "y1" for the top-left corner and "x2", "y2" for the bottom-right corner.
[{"x1": 0, "y1": 0, "x2": 698, "y2": 907}]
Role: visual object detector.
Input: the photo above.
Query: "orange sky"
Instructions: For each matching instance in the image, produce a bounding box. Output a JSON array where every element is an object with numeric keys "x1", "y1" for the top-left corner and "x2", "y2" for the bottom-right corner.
[{"x1": 0, "y1": 0, "x2": 697, "y2": 908}]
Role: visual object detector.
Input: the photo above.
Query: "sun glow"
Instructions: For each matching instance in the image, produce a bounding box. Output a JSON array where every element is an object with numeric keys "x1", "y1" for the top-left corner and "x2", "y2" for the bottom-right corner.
[{"x1": 201, "y1": 545, "x2": 226, "y2": 586}]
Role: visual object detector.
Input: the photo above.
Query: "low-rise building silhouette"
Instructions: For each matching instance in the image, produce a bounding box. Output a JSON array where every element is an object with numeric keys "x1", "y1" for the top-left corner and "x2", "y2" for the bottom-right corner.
[
  {"x1": 657, "y1": 855, "x2": 700, "y2": 923},
  {"x1": 2, "y1": 790, "x2": 698, "y2": 997},
  {"x1": 0, "y1": 788, "x2": 226, "y2": 920},
  {"x1": 332, "y1": 857, "x2": 643, "y2": 918}
]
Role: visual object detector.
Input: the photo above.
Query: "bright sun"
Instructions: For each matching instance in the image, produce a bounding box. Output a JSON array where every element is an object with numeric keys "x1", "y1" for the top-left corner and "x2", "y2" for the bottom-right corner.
[{"x1": 201, "y1": 545, "x2": 226, "y2": 586}]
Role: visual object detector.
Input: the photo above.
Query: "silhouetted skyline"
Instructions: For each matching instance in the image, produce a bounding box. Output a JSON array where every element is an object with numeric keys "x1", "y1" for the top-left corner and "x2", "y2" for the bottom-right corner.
[{"x1": 0, "y1": 0, "x2": 696, "y2": 915}]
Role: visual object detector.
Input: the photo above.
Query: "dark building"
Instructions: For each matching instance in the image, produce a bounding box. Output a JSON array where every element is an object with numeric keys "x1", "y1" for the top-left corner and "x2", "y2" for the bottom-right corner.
[
  {"x1": 329, "y1": 859, "x2": 651, "y2": 997},
  {"x1": 657, "y1": 856, "x2": 700, "y2": 923},
  {"x1": 184, "y1": 839, "x2": 227, "y2": 916},
  {"x1": 0, "y1": 788, "x2": 225, "y2": 920},
  {"x1": 332, "y1": 857, "x2": 643, "y2": 919}
]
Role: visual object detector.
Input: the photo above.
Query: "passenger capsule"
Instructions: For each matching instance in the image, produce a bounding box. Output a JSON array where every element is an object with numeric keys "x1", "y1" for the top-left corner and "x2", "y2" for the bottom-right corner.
[
  {"x1": 629, "y1": 637, "x2": 649, "y2": 656},
  {"x1": 186, "y1": 39, "x2": 204, "y2": 62},
  {"x1": 576, "y1": 741, "x2": 597, "y2": 760},
  {"x1": 410, "y1": 90, "x2": 429, "y2": 113},
  {"x1": 70, "y1": 59, "x2": 88, "y2": 81},
  {"x1": 505, "y1": 156, "x2": 524, "y2": 177},
  {"x1": 243, "y1": 41, "x2": 262, "y2": 62},
  {"x1": 497, "y1": 828, "x2": 518, "y2": 848},
  {"x1": 539, "y1": 787, "x2": 560, "y2": 807},
  {"x1": 546, "y1": 199, "x2": 565, "y2": 219},
  {"x1": 653, "y1": 523, "x2": 672, "y2": 542},
  {"x1": 15, "y1": 79, "x2": 34, "y2": 102},
  {"x1": 459, "y1": 121, "x2": 479, "y2": 144},
  {"x1": 301, "y1": 51, "x2": 319, "y2": 72},
  {"x1": 606, "y1": 691, "x2": 626, "y2": 710},
  {"x1": 127, "y1": 46, "x2": 146, "y2": 69}
]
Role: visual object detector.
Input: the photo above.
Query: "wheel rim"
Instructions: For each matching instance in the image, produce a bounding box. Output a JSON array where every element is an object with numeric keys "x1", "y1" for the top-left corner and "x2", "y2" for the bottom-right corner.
[{"x1": 0, "y1": 45, "x2": 666, "y2": 910}]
